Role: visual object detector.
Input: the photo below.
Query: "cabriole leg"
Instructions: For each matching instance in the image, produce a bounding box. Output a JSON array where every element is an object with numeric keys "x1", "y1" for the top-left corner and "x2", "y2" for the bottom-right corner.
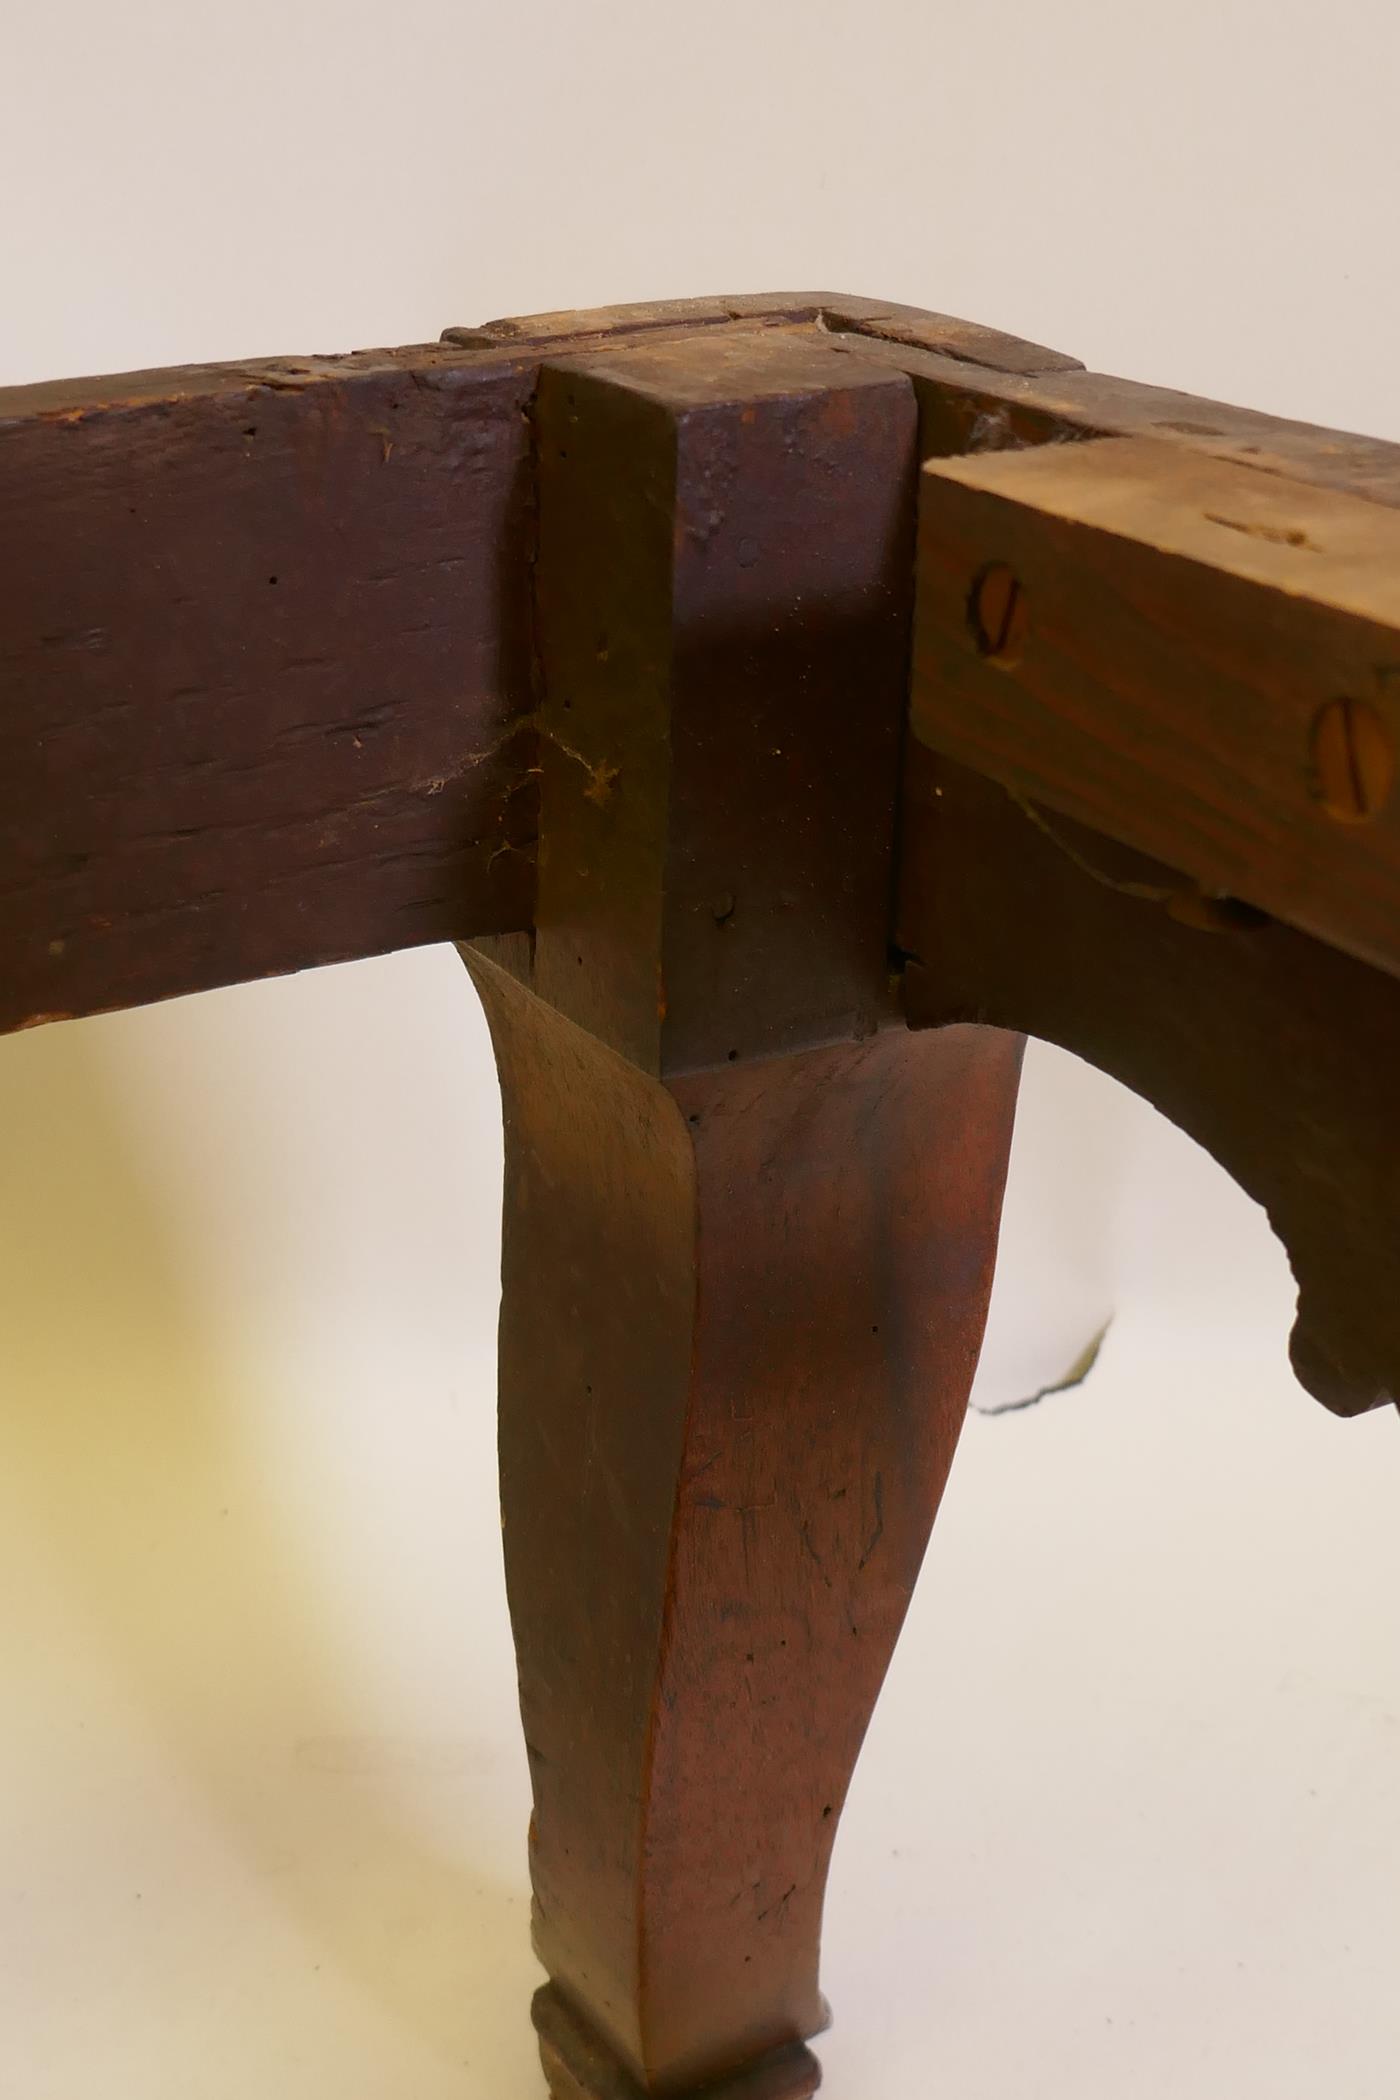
[{"x1": 467, "y1": 951, "x2": 1022, "y2": 2099}]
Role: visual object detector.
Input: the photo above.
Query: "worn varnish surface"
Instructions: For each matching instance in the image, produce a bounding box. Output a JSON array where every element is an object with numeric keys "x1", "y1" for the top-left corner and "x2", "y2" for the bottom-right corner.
[{"x1": 915, "y1": 435, "x2": 1400, "y2": 980}]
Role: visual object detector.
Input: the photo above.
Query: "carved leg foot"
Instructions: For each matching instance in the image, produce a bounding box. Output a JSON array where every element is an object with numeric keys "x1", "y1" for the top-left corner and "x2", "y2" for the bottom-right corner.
[
  {"x1": 467, "y1": 952, "x2": 1021, "y2": 2098},
  {"x1": 534, "y1": 1985, "x2": 823, "y2": 2100}
]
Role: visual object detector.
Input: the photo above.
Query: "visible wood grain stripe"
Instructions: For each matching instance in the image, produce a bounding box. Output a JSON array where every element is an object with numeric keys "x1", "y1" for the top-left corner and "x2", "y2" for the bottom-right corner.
[
  {"x1": 443, "y1": 289, "x2": 1082, "y2": 376},
  {"x1": 0, "y1": 351, "x2": 539, "y2": 1031},
  {"x1": 913, "y1": 435, "x2": 1400, "y2": 979}
]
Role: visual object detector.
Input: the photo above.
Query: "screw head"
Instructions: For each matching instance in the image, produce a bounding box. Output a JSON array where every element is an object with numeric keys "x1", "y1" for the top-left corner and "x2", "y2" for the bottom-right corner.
[
  {"x1": 1310, "y1": 697, "x2": 1394, "y2": 823},
  {"x1": 968, "y1": 563, "x2": 1028, "y2": 662}
]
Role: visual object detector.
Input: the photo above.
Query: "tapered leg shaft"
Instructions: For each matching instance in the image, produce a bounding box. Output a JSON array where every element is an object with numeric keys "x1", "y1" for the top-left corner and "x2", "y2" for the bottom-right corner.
[{"x1": 468, "y1": 952, "x2": 1022, "y2": 2098}]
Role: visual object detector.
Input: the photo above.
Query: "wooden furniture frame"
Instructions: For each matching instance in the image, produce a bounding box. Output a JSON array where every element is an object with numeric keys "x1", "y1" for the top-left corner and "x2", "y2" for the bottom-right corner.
[{"x1": 5, "y1": 292, "x2": 1398, "y2": 2097}]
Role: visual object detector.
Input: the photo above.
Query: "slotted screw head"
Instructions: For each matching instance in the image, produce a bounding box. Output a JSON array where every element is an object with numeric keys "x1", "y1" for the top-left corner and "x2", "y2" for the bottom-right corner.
[
  {"x1": 1311, "y1": 697, "x2": 1394, "y2": 823},
  {"x1": 968, "y1": 563, "x2": 1028, "y2": 662}
]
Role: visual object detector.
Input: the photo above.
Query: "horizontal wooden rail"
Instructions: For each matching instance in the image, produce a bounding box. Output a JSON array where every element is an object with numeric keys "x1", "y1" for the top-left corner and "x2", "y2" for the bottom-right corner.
[
  {"x1": 0, "y1": 343, "x2": 541, "y2": 1031},
  {"x1": 822, "y1": 328, "x2": 1400, "y2": 508},
  {"x1": 9, "y1": 291, "x2": 1400, "y2": 1038},
  {"x1": 912, "y1": 434, "x2": 1400, "y2": 980},
  {"x1": 0, "y1": 293, "x2": 1075, "y2": 1033}
]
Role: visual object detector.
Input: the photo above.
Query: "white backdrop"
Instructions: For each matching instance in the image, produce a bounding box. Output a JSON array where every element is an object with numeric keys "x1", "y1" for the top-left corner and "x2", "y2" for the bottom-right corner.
[{"x1": 3, "y1": 6, "x2": 1399, "y2": 2095}]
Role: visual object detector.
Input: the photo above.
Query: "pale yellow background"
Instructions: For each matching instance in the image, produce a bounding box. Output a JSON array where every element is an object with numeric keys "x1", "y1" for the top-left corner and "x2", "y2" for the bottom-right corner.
[{"x1": 3, "y1": 6, "x2": 1399, "y2": 2095}]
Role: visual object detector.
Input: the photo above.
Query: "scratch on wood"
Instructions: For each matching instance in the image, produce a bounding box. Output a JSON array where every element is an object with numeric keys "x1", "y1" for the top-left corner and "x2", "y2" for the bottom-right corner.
[
  {"x1": 799, "y1": 1520, "x2": 833, "y2": 1588},
  {"x1": 1011, "y1": 793, "x2": 1174, "y2": 904},
  {"x1": 858, "y1": 1472, "x2": 885, "y2": 1571}
]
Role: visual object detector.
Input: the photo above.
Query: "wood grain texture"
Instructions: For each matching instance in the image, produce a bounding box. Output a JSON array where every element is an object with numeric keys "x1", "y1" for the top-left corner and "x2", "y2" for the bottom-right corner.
[
  {"x1": 897, "y1": 743, "x2": 1400, "y2": 1418},
  {"x1": 814, "y1": 293, "x2": 1083, "y2": 375},
  {"x1": 443, "y1": 289, "x2": 1081, "y2": 376},
  {"x1": 913, "y1": 435, "x2": 1400, "y2": 979},
  {"x1": 442, "y1": 293, "x2": 831, "y2": 349},
  {"x1": 0, "y1": 347, "x2": 539, "y2": 1029},
  {"x1": 524, "y1": 328, "x2": 918, "y2": 1074},
  {"x1": 823, "y1": 331, "x2": 1400, "y2": 508},
  {"x1": 466, "y1": 948, "x2": 1022, "y2": 2095}
]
